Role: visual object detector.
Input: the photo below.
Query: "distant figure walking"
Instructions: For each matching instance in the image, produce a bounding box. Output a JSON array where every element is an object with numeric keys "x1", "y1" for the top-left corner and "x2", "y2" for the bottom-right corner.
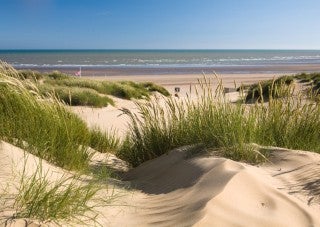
[{"x1": 174, "y1": 87, "x2": 180, "y2": 98}]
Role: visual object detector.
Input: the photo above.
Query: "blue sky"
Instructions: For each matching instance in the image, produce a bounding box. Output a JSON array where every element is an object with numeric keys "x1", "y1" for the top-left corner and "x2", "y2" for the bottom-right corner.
[{"x1": 0, "y1": 0, "x2": 320, "y2": 49}]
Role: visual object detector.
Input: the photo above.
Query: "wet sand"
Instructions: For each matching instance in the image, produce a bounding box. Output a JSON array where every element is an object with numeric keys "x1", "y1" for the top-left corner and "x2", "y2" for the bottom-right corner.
[{"x1": 16, "y1": 63, "x2": 320, "y2": 77}]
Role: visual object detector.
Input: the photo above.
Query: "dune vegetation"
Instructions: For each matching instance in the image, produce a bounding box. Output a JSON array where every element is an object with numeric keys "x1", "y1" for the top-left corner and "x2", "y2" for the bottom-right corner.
[
  {"x1": 240, "y1": 73, "x2": 320, "y2": 103},
  {"x1": 17, "y1": 70, "x2": 170, "y2": 107},
  {"x1": 12, "y1": 163, "x2": 102, "y2": 224},
  {"x1": 0, "y1": 63, "x2": 115, "y2": 225},
  {"x1": 1, "y1": 61, "x2": 320, "y2": 224},
  {"x1": 0, "y1": 67, "x2": 89, "y2": 171},
  {"x1": 118, "y1": 75, "x2": 320, "y2": 167}
]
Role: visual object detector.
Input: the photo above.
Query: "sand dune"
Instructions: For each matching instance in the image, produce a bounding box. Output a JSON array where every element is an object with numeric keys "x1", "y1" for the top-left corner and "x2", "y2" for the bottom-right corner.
[
  {"x1": 0, "y1": 141, "x2": 72, "y2": 193},
  {"x1": 2, "y1": 74, "x2": 320, "y2": 226},
  {"x1": 0, "y1": 141, "x2": 76, "y2": 225},
  {"x1": 263, "y1": 147, "x2": 320, "y2": 210},
  {"x1": 102, "y1": 146, "x2": 318, "y2": 227},
  {"x1": 71, "y1": 74, "x2": 320, "y2": 227},
  {"x1": 1, "y1": 136, "x2": 320, "y2": 227}
]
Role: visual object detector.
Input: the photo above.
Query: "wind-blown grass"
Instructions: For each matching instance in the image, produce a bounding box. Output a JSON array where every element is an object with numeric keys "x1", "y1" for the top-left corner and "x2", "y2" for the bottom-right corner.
[
  {"x1": 41, "y1": 73, "x2": 170, "y2": 101},
  {"x1": 118, "y1": 76, "x2": 320, "y2": 167},
  {"x1": 0, "y1": 63, "x2": 120, "y2": 224},
  {"x1": 0, "y1": 157, "x2": 114, "y2": 226},
  {"x1": 12, "y1": 164, "x2": 100, "y2": 224},
  {"x1": 294, "y1": 72, "x2": 320, "y2": 99},
  {"x1": 89, "y1": 128, "x2": 120, "y2": 153},
  {"x1": 294, "y1": 72, "x2": 320, "y2": 82},
  {"x1": 244, "y1": 75, "x2": 294, "y2": 103},
  {"x1": 39, "y1": 85, "x2": 114, "y2": 107},
  {"x1": 0, "y1": 63, "x2": 92, "y2": 171}
]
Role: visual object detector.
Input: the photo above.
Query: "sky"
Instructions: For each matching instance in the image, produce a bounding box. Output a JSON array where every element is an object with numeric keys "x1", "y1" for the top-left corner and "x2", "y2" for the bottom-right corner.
[{"x1": 0, "y1": 0, "x2": 320, "y2": 49}]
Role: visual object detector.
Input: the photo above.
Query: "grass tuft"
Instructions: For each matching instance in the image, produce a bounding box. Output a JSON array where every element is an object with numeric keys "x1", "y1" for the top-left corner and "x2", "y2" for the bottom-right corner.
[
  {"x1": 40, "y1": 85, "x2": 114, "y2": 107},
  {"x1": 14, "y1": 175, "x2": 98, "y2": 223},
  {"x1": 89, "y1": 128, "x2": 120, "y2": 153},
  {"x1": 5, "y1": 160, "x2": 105, "y2": 225},
  {"x1": 244, "y1": 75, "x2": 294, "y2": 103},
  {"x1": 42, "y1": 74, "x2": 170, "y2": 103},
  {"x1": 118, "y1": 76, "x2": 320, "y2": 167},
  {"x1": 0, "y1": 62, "x2": 91, "y2": 171}
]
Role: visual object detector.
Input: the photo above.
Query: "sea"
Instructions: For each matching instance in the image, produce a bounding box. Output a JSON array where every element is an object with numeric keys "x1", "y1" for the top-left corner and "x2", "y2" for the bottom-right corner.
[{"x1": 1, "y1": 49, "x2": 320, "y2": 75}]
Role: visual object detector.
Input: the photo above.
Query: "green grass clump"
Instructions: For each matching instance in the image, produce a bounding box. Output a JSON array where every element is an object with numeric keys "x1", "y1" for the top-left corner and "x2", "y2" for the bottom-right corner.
[
  {"x1": 17, "y1": 70, "x2": 43, "y2": 81},
  {"x1": 245, "y1": 75, "x2": 294, "y2": 103},
  {"x1": 0, "y1": 63, "x2": 91, "y2": 171},
  {"x1": 40, "y1": 85, "x2": 114, "y2": 107},
  {"x1": 44, "y1": 76, "x2": 102, "y2": 91},
  {"x1": 106, "y1": 82, "x2": 150, "y2": 99},
  {"x1": 294, "y1": 72, "x2": 320, "y2": 82},
  {"x1": 117, "y1": 81, "x2": 265, "y2": 167},
  {"x1": 141, "y1": 82, "x2": 171, "y2": 96},
  {"x1": 8, "y1": 161, "x2": 104, "y2": 225},
  {"x1": 42, "y1": 75, "x2": 170, "y2": 101},
  {"x1": 46, "y1": 71, "x2": 70, "y2": 80},
  {"x1": 294, "y1": 73, "x2": 320, "y2": 99},
  {"x1": 8, "y1": 69, "x2": 171, "y2": 107},
  {"x1": 0, "y1": 157, "x2": 115, "y2": 227},
  {"x1": 89, "y1": 128, "x2": 120, "y2": 153},
  {"x1": 118, "y1": 76, "x2": 320, "y2": 167}
]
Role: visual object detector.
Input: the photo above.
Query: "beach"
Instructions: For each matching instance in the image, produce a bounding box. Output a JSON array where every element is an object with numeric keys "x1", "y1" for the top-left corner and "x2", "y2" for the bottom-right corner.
[
  {"x1": 1, "y1": 63, "x2": 320, "y2": 226},
  {"x1": 73, "y1": 73, "x2": 283, "y2": 136},
  {"x1": 70, "y1": 72, "x2": 320, "y2": 226},
  {"x1": 2, "y1": 0, "x2": 320, "y2": 225}
]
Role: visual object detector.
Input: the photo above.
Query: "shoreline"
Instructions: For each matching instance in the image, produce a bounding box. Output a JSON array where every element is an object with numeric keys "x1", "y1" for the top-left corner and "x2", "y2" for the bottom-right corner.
[
  {"x1": 84, "y1": 73, "x2": 284, "y2": 92},
  {"x1": 14, "y1": 63, "x2": 320, "y2": 77}
]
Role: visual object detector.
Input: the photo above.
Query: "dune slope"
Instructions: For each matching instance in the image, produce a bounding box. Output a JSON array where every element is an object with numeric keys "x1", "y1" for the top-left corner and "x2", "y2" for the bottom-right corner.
[
  {"x1": 117, "y1": 146, "x2": 320, "y2": 227},
  {"x1": 1, "y1": 142, "x2": 319, "y2": 227}
]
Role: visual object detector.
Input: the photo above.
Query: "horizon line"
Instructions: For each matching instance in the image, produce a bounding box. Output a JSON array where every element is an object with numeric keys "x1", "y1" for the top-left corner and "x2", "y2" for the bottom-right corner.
[{"x1": 1, "y1": 48, "x2": 320, "y2": 51}]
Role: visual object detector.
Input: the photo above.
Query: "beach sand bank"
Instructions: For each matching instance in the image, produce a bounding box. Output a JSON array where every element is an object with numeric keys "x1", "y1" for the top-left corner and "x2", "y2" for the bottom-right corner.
[
  {"x1": 2, "y1": 142, "x2": 319, "y2": 227},
  {"x1": 1, "y1": 71, "x2": 320, "y2": 226},
  {"x1": 16, "y1": 63, "x2": 320, "y2": 77},
  {"x1": 71, "y1": 72, "x2": 320, "y2": 226},
  {"x1": 73, "y1": 73, "x2": 283, "y2": 135}
]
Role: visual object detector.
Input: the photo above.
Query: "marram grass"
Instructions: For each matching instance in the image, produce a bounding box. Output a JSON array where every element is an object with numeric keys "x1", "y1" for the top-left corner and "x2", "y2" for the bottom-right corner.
[
  {"x1": 39, "y1": 84, "x2": 115, "y2": 107},
  {"x1": 41, "y1": 72, "x2": 170, "y2": 103},
  {"x1": 0, "y1": 62, "x2": 114, "y2": 171},
  {"x1": 0, "y1": 159, "x2": 111, "y2": 226},
  {"x1": 0, "y1": 62, "x2": 118, "y2": 223},
  {"x1": 89, "y1": 127, "x2": 120, "y2": 153},
  {"x1": 118, "y1": 76, "x2": 320, "y2": 167},
  {"x1": 13, "y1": 163, "x2": 100, "y2": 224}
]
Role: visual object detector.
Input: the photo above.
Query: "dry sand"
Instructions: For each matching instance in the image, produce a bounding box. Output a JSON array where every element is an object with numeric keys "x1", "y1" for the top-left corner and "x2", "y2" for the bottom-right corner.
[
  {"x1": 99, "y1": 145, "x2": 320, "y2": 227},
  {"x1": 73, "y1": 73, "x2": 283, "y2": 134},
  {"x1": 85, "y1": 73, "x2": 285, "y2": 97},
  {"x1": 1, "y1": 73, "x2": 320, "y2": 226},
  {"x1": 2, "y1": 142, "x2": 319, "y2": 227}
]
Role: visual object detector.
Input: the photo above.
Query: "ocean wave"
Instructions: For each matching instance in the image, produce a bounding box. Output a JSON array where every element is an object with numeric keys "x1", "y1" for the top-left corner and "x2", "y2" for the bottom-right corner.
[{"x1": 7, "y1": 54, "x2": 320, "y2": 69}]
